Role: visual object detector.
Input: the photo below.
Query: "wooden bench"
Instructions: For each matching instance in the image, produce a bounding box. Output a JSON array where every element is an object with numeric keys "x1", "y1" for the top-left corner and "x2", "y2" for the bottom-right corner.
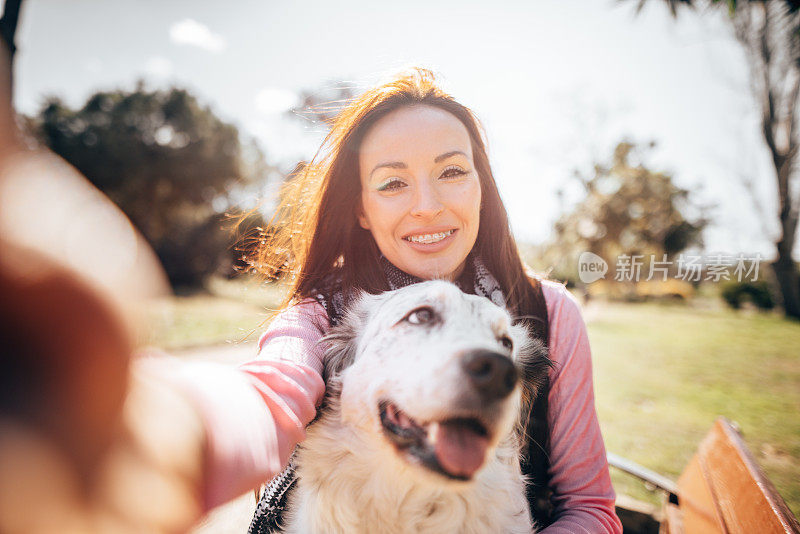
[{"x1": 609, "y1": 417, "x2": 800, "y2": 534}]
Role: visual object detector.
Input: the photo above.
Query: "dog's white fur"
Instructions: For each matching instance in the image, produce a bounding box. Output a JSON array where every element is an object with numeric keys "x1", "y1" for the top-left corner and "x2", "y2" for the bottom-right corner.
[{"x1": 281, "y1": 281, "x2": 548, "y2": 534}]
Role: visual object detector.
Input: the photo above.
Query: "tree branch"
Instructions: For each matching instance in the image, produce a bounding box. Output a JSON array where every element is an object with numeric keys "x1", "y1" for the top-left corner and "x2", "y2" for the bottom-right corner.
[
  {"x1": 739, "y1": 171, "x2": 774, "y2": 238},
  {"x1": 0, "y1": 0, "x2": 23, "y2": 59},
  {"x1": 786, "y1": 68, "x2": 800, "y2": 141},
  {"x1": 758, "y1": 3, "x2": 781, "y2": 159}
]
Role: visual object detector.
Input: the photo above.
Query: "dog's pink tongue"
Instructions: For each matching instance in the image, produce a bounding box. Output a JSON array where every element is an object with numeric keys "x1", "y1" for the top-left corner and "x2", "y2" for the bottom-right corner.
[{"x1": 433, "y1": 422, "x2": 489, "y2": 478}]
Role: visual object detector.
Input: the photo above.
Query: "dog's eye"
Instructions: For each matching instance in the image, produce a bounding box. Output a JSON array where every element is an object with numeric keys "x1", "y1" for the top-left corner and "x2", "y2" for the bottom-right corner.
[
  {"x1": 405, "y1": 306, "x2": 435, "y2": 325},
  {"x1": 499, "y1": 336, "x2": 513, "y2": 350}
]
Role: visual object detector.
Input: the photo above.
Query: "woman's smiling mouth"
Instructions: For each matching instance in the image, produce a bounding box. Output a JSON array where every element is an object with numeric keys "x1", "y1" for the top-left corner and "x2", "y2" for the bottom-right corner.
[{"x1": 403, "y1": 229, "x2": 456, "y2": 245}]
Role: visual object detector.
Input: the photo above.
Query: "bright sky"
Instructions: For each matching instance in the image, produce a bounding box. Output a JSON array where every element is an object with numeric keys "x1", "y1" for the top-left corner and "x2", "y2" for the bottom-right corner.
[{"x1": 15, "y1": 0, "x2": 784, "y2": 258}]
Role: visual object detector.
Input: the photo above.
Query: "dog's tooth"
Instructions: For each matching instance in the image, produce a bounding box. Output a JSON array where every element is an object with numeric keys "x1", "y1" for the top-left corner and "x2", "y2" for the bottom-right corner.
[{"x1": 427, "y1": 422, "x2": 440, "y2": 444}]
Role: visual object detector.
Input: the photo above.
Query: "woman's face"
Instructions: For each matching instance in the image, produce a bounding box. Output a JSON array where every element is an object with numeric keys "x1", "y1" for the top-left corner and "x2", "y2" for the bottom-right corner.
[{"x1": 358, "y1": 105, "x2": 481, "y2": 281}]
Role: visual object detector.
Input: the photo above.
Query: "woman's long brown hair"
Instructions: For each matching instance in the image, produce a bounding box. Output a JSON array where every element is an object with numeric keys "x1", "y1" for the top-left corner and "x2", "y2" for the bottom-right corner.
[
  {"x1": 249, "y1": 67, "x2": 548, "y2": 340},
  {"x1": 248, "y1": 67, "x2": 554, "y2": 524}
]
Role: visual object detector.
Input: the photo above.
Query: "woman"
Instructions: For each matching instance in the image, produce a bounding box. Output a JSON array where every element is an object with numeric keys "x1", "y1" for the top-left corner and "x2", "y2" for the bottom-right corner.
[{"x1": 233, "y1": 68, "x2": 622, "y2": 532}]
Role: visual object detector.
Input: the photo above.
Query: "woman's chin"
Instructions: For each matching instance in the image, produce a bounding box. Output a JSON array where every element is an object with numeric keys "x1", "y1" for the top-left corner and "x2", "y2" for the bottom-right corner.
[{"x1": 399, "y1": 258, "x2": 466, "y2": 282}]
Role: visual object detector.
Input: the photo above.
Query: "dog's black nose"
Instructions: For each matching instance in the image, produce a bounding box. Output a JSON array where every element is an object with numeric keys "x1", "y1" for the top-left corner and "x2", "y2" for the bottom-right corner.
[{"x1": 462, "y1": 350, "x2": 517, "y2": 401}]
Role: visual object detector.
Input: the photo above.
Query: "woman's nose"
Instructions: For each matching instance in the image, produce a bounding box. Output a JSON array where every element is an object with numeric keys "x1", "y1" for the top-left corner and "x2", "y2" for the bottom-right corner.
[{"x1": 410, "y1": 181, "x2": 444, "y2": 219}]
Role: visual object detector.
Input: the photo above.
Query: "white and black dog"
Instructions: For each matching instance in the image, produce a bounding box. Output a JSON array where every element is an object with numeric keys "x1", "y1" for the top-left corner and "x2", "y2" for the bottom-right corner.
[{"x1": 280, "y1": 281, "x2": 551, "y2": 534}]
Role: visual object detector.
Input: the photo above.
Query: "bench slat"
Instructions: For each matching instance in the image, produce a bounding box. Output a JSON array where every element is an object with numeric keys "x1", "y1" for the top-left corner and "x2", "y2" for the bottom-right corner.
[
  {"x1": 677, "y1": 418, "x2": 799, "y2": 534},
  {"x1": 699, "y1": 418, "x2": 799, "y2": 534},
  {"x1": 676, "y1": 450, "x2": 725, "y2": 533}
]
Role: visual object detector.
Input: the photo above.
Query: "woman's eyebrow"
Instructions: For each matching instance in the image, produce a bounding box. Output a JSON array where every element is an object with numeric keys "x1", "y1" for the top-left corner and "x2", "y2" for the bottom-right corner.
[
  {"x1": 369, "y1": 151, "x2": 469, "y2": 179},
  {"x1": 434, "y1": 150, "x2": 468, "y2": 163},
  {"x1": 370, "y1": 161, "x2": 407, "y2": 178}
]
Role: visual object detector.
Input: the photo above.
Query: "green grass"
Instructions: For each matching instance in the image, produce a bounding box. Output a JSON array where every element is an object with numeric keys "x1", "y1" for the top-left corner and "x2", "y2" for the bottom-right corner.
[
  {"x1": 140, "y1": 276, "x2": 288, "y2": 349},
  {"x1": 144, "y1": 282, "x2": 800, "y2": 518},
  {"x1": 588, "y1": 300, "x2": 800, "y2": 517}
]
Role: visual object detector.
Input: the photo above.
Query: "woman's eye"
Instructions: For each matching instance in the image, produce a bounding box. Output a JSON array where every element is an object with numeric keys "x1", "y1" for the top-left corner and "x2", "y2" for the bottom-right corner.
[
  {"x1": 376, "y1": 178, "x2": 407, "y2": 192},
  {"x1": 499, "y1": 336, "x2": 513, "y2": 350},
  {"x1": 405, "y1": 306, "x2": 435, "y2": 325},
  {"x1": 439, "y1": 165, "x2": 467, "y2": 180}
]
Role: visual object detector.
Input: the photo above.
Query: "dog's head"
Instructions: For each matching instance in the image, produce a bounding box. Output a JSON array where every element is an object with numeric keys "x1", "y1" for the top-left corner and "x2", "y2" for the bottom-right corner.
[{"x1": 321, "y1": 280, "x2": 550, "y2": 483}]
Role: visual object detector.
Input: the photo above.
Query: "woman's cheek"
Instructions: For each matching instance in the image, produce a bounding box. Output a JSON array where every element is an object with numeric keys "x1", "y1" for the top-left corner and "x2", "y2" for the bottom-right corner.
[
  {"x1": 369, "y1": 196, "x2": 407, "y2": 236},
  {"x1": 451, "y1": 179, "x2": 481, "y2": 213}
]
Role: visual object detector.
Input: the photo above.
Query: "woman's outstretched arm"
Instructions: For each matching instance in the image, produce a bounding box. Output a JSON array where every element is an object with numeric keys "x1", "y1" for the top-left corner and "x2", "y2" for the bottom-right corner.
[{"x1": 146, "y1": 299, "x2": 328, "y2": 511}]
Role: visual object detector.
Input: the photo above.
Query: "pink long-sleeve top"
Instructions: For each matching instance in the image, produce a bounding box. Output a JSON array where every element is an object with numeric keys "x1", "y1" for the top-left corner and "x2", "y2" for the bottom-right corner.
[{"x1": 174, "y1": 280, "x2": 621, "y2": 532}]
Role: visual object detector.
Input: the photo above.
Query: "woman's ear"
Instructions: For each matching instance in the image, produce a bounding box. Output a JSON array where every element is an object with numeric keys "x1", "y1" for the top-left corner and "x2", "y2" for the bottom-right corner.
[{"x1": 357, "y1": 204, "x2": 370, "y2": 230}]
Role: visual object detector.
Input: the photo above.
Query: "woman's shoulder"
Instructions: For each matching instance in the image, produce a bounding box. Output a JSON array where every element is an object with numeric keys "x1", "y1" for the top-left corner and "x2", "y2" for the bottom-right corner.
[
  {"x1": 540, "y1": 279, "x2": 577, "y2": 313},
  {"x1": 256, "y1": 297, "x2": 331, "y2": 371},
  {"x1": 259, "y1": 297, "x2": 330, "y2": 342},
  {"x1": 528, "y1": 277, "x2": 586, "y2": 339},
  {"x1": 292, "y1": 297, "x2": 330, "y2": 320},
  {"x1": 524, "y1": 272, "x2": 581, "y2": 322}
]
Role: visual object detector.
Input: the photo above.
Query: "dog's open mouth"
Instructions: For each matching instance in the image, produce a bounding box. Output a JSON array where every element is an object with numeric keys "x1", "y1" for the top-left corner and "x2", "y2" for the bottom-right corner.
[{"x1": 379, "y1": 400, "x2": 490, "y2": 480}]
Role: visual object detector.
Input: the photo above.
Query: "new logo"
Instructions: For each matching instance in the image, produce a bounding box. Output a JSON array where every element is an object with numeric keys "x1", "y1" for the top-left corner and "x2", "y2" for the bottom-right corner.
[{"x1": 578, "y1": 252, "x2": 608, "y2": 284}]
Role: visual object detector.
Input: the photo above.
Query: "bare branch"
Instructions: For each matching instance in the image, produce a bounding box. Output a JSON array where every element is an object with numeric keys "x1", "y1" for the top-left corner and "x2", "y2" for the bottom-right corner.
[
  {"x1": 0, "y1": 0, "x2": 23, "y2": 58},
  {"x1": 739, "y1": 172, "x2": 774, "y2": 237},
  {"x1": 786, "y1": 54, "x2": 800, "y2": 154},
  {"x1": 759, "y1": 4, "x2": 781, "y2": 158}
]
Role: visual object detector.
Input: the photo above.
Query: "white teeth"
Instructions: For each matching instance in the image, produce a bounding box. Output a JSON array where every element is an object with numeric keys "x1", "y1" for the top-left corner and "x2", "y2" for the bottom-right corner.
[
  {"x1": 427, "y1": 422, "x2": 440, "y2": 443},
  {"x1": 405, "y1": 230, "x2": 454, "y2": 244}
]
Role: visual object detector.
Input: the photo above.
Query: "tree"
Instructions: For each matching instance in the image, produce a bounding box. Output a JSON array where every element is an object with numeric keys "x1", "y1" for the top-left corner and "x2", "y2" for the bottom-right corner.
[
  {"x1": 32, "y1": 85, "x2": 267, "y2": 287},
  {"x1": 632, "y1": 0, "x2": 800, "y2": 317},
  {"x1": 547, "y1": 141, "x2": 708, "y2": 281},
  {"x1": 0, "y1": 0, "x2": 23, "y2": 103}
]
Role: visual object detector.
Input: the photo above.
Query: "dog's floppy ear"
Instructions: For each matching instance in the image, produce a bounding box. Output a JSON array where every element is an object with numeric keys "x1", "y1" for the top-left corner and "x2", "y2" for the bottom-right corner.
[
  {"x1": 321, "y1": 291, "x2": 371, "y2": 383},
  {"x1": 511, "y1": 322, "x2": 552, "y2": 395},
  {"x1": 510, "y1": 321, "x2": 553, "y2": 436}
]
